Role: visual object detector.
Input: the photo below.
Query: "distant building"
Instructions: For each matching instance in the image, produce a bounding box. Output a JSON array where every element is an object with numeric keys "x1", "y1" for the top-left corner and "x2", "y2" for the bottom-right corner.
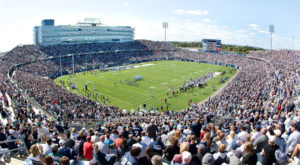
[
  {"x1": 201, "y1": 39, "x2": 221, "y2": 52},
  {"x1": 34, "y1": 18, "x2": 135, "y2": 45}
]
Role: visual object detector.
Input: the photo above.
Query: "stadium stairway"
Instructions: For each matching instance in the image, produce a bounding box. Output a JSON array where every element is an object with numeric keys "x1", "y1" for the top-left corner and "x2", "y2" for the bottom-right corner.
[
  {"x1": 0, "y1": 156, "x2": 26, "y2": 165},
  {"x1": 0, "y1": 92, "x2": 15, "y2": 125}
]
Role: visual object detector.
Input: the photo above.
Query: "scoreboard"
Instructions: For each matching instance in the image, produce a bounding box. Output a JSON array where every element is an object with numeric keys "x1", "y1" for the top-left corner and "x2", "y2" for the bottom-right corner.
[{"x1": 202, "y1": 39, "x2": 221, "y2": 52}]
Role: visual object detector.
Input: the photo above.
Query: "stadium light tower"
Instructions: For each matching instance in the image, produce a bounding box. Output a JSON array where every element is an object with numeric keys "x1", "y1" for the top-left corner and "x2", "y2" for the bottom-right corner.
[
  {"x1": 269, "y1": 25, "x2": 274, "y2": 50},
  {"x1": 72, "y1": 54, "x2": 76, "y2": 89},
  {"x1": 162, "y1": 22, "x2": 168, "y2": 59},
  {"x1": 292, "y1": 36, "x2": 295, "y2": 50},
  {"x1": 163, "y1": 22, "x2": 168, "y2": 42},
  {"x1": 59, "y1": 55, "x2": 63, "y2": 77}
]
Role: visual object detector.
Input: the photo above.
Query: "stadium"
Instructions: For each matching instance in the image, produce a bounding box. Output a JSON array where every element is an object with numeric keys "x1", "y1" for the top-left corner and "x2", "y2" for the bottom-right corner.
[{"x1": 0, "y1": 6, "x2": 299, "y2": 165}]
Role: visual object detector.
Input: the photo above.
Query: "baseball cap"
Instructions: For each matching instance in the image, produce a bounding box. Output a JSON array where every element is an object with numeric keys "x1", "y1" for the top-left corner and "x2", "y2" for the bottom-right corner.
[
  {"x1": 274, "y1": 129, "x2": 281, "y2": 136},
  {"x1": 182, "y1": 151, "x2": 192, "y2": 164},
  {"x1": 196, "y1": 144, "x2": 206, "y2": 151},
  {"x1": 59, "y1": 140, "x2": 65, "y2": 145},
  {"x1": 231, "y1": 141, "x2": 238, "y2": 150},
  {"x1": 9, "y1": 129, "x2": 15, "y2": 134},
  {"x1": 255, "y1": 125, "x2": 261, "y2": 131},
  {"x1": 132, "y1": 143, "x2": 143, "y2": 149}
]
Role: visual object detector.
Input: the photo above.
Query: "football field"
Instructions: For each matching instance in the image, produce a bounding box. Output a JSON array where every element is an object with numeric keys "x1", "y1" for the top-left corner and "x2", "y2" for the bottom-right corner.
[{"x1": 55, "y1": 61, "x2": 236, "y2": 111}]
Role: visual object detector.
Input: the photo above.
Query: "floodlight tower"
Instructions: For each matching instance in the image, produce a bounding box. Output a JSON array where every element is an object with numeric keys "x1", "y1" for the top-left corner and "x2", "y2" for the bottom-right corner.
[
  {"x1": 163, "y1": 22, "x2": 168, "y2": 59},
  {"x1": 72, "y1": 54, "x2": 76, "y2": 89},
  {"x1": 269, "y1": 25, "x2": 274, "y2": 50},
  {"x1": 292, "y1": 36, "x2": 295, "y2": 50},
  {"x1": 59, "y1": 55, "x2": 63, "y2": 77}
]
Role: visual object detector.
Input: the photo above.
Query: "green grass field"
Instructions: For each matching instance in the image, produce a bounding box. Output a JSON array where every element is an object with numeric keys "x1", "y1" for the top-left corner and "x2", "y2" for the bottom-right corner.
[{"x1": 55, "y1": 61, "x2": 236, "y2": 111}]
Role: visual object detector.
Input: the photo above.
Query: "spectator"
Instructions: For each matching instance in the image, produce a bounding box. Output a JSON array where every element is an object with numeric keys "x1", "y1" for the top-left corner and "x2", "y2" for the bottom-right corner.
[
  {"x1": 42, "y1": 138, "x2": 53, "y2": 156},
  {"x1": 261, "y1": 136, "x2": 278, "y2": 165},
  {"x1": 286, "y1": 123, "x2": 300, "y2": 155},
  {"x1": 201, "y1": 153, "x2": 214, "y2": 165},
  {"x1": 172, "y1": 142, "x2": 189, "y2": 164},
  {"x1": 163, "y1": 136, "x2": 179, "y2": 163},
  {"x1": 192, "y1": 144, "x2": 206, "y2": 164},
  {"x1": 48, "y1": 144, "x2": 63, "y2": 165},
  {"x1": 44, "y1": 156, "x2": 54, "y2": 165},
  {"x1": 121, "y1": 145, "x2": 141, "y2": 165},
  {"x1": 83, "y1": 136, "x2": 94, "y2": 160},
  {"x1": 96, "y1": 135, "x2": 109, "y2": 154},
  {"x1": 254, "y1": 128, "x2": 268, "y2": 153},
  {"x1": 213, "y1": 144, "x2": 229, "y2": 165},
  {"x1": 25, "y1": 144, "x2": 45, "y2": 165},
  {"x1": 242, "y1": 142, "x2": 257, "y2": 165},
  {"x1": 147, "y1": 119, "x2": 158, "y2": 141},
  {"x1": 58, "y1": 140, "x2": 76, "y2": 160},
  {"x1": 151, "y1": 155, "x2": 163, "y2": 165},
  {"x1": 60, "y1": 156, "x2": 70, "y2": 165}
]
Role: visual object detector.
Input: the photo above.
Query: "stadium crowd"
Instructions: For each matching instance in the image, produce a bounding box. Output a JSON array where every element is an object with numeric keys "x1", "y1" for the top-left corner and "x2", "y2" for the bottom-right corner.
[{"x1": 0, "y1": 40, "x2": 299, "y2": 165}]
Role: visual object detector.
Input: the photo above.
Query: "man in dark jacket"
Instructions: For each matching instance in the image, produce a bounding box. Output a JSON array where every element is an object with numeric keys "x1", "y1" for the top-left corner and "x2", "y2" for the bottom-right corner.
[
  {"x1": 261, "y1": 136, "x2": 278, "y2": 165},
  {"x1": 192, "y1": 144, "x2": 206, "y2": 165},
  {"x1": 58, "y1": 140, "x2": 76, "y2": 160},
  {"x1": 0, "y1": 127, "x2": 8, "y2": 148},
  {"x1": 92, "y1": 145, "x2": 116, "y2": 165},
  {"x1": 7, "y1": 129, "x2": 19, "y2": 153}
]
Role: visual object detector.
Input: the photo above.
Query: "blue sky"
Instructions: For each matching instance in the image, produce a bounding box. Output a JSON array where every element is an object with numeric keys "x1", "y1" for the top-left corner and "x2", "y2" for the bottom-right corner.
[{"x1": 0, "y1": 0, "x2": 299, "y2": 51}]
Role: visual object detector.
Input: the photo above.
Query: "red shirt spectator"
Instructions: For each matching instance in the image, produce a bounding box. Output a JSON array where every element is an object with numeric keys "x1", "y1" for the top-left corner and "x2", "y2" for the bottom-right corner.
[
  {"x1": 277, "y1": 104, "x2": 281, "y2": 112},
  {"x1": 114, "y1": 133, "x2": 123, "y2": 149},
  {"x1": 83, "y1": 136, "x2": 93, "y2": 160}
]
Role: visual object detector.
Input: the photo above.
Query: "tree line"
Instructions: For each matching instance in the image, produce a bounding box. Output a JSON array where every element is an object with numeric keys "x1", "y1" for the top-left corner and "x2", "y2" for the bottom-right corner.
[{"x1": 171, "y1": 41, "x2": 264, "y2": 54}]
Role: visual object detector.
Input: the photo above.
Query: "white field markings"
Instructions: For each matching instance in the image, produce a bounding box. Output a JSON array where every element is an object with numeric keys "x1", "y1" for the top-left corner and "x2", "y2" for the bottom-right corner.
[
  {"x1": 213, "y1": 72, "x2": 221, "y2": 77},
  {"x1": 133, "y1": 63, "x2": 155, "y2": 68}
]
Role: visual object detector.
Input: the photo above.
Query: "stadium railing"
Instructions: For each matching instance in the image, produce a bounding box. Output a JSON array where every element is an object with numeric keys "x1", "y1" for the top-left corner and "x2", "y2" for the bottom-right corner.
[{"x1": 0, "y1": 139, "x2": 28, "y2": 156}]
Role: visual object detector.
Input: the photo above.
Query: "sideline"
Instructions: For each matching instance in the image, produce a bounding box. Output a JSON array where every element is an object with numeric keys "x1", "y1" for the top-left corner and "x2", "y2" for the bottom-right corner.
[{"x1": 197, "y1": 69, "x2": 240, "y2": 107}]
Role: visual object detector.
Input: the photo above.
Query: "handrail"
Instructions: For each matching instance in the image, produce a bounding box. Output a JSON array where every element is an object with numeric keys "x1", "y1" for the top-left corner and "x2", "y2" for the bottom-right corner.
[
  {"x1": 0, "y1": 139, "x2": 28, "y2": 155},
  {"x1": 7, "y1": 64, "x2": 58, "y2": 120}
]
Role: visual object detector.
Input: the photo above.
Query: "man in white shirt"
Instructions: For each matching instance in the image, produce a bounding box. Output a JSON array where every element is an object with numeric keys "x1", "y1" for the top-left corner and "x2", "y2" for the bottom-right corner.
[
  {"x1": 287, "y1": 123, "x2": 300, "y2": 155},
  {"x1": 237, "y1": 126, "x2": 249, "y2": 144},
  {"x1": 141, "y1": 132, "x2": 151, "y2": 145},
  {"x1": 96, "y1": 135, "x2": 109, "y2": 154},
  {"x1": 38, "y1": 124, "x2": 49, "y2": 142},
  {"x1": 42, "y1": 138, "x2": 52, "y2": 155}
]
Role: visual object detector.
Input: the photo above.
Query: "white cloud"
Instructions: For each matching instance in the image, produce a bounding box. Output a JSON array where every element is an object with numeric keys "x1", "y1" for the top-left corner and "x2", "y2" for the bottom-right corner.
[
  {"x1": 249, "y1": 24, "x2": 260, "y2": 30},
  {"x1": 259, "y1": 30, "x2": 269, "y2": 34},
  {"x1": 174, "y1": 9, "x2": 185, "y2": 15},
  {"x1": 237, "y1": 29, "x2": 248, "y2": 33},
  {"x1": 203, "y1": 18, "x2": 211, "y2": 23},
  {"x1": 186, "y1": 9, "x2": 208, "y2": 16},
  {"x1": 123, "y1": 2, "x2": 129, "y2": 7},
  {"x1": 174, "y1": 9, "x2": 208, "y2": 16},
  {"x1": 222, "y1": 25, "x2": 228, "y2": 29}
]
